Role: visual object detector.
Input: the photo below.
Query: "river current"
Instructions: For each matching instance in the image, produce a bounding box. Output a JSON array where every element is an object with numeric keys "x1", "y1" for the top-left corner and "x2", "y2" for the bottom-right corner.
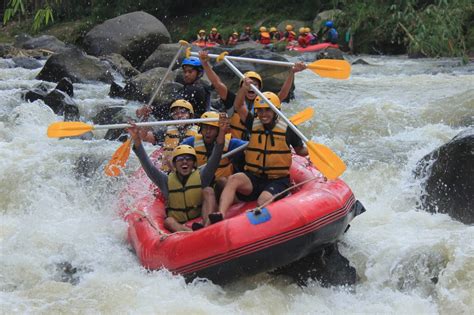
[{"x1": 1, "y1": 55, "x2": 473, "y2": 314}]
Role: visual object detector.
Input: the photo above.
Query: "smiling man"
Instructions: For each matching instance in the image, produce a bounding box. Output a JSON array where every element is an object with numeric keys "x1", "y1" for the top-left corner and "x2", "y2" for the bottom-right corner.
[
  {"x1": 129, "y1": 113, "x2": 228, "y2": 232},
  {"x1": 216, "y1": 85, "x2": 308, "y2": 220}
]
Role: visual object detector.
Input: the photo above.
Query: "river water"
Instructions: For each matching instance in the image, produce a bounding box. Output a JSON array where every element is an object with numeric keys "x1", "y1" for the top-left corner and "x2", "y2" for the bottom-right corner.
[{"x1": 1, "y1": 55, "x2": 473, "y2": 314}]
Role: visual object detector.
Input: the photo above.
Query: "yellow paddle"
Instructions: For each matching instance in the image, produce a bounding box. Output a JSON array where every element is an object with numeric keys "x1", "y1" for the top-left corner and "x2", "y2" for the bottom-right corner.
[
  {"x1": 47, "y1": 118, "x2": 218, "y2": 138},
  {"x1": 105, "y1": 40, "x2": 189, "y2": 177},
  {"x1": 105, "y1": 138, "x2": 131, "y2": 176},
  {"x1": 222, "y1": 57, "x2": 346, "y2": 180},
  {"x1": 187, "y1": 49, "x2": 351, "y2": 80}
]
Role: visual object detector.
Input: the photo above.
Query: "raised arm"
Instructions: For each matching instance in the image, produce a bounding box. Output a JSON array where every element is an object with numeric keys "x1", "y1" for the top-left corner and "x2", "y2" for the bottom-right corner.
[
  {"x1": 200, "y1": 113, "x2": 228, "y2": 187},
  {"x1": 198, "y1": 50, "x2": 228, "y2": 100},
  {"x1": 278, "y1": 62, "x2": 306, "y2": 101},
  {"x1": 129, "y1": 124, "x2": 169, "y2": 196},
  {"x1": 234, "y1": 77, "x2": 251, "y2": 122}
]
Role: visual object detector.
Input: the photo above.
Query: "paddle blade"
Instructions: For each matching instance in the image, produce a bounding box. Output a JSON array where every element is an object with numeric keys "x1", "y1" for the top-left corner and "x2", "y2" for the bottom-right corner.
[
  {"x1": 289, "y1": 107, "x2": 315, "y2": 125},
  {"x1": 105, "y1": 138, "x2": 132, "y2": 177},
  {"x1": 307, "y1": 141, "x2": 346, "y2": 180},
  {"x1": 47, "y1": 122, "x2": 93, "y2": 138},
  {"x1": 307, "y1": 59, "x2": 351, "y2": 79}
]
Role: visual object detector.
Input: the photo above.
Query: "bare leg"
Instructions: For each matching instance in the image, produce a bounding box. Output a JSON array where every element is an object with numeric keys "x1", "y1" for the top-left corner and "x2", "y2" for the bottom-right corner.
[
  {"x1": 214, "y1": 177, "x2": 228, "y2": 202},
  {"x1": 257, "y1": 191, "x2": 273, "y2": 207},
  {"x1": 218, "y1": 173, "x2": 253, "y2": 217},
  {"x1": 201, "y1": 187, "x2": 217, "y2": 226},
  {"x1": 164, "y1": 217, "x2": 192, "y2": 232}
]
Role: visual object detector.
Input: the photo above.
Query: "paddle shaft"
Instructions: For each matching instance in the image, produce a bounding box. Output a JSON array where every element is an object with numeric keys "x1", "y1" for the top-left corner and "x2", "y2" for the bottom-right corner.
[
  {"x1": 92, "y1": 118, "x2": 218, "y2": 131},
  {"x1": 222, "y1": 58, "x2": 309, "y2": 143},
  {"x1": 190, "y1": 51, "x2": 299, "y2": 69},
  {"x1": 147, "y1": 43, "x2": 187, "y2": 107}
]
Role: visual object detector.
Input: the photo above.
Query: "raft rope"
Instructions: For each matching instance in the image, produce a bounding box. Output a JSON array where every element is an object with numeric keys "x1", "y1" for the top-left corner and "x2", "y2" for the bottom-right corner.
[{"x1": 253, "y1": 175, "x2": 321, "y2": 212}]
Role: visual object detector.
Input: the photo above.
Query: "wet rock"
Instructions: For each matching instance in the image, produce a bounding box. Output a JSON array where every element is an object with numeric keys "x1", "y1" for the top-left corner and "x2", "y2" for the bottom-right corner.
[
  {"x1": 55, "y1": 77, "x2": 74, "y2": 97},
  {"x1": 83, "y1": 11, "x2": 171, "y2": 68},
  {"x1": 140, "y1": 43, "x2": 185, "y2": 72},
  {"x1": 14, "y1": 33, "x2": 33, "y2": 47},
  {"x1": 414, "y1": 128, "x2": 474, "y2": 224},
  {"x1": 312, "y1": 9, "x2": 343, "y2": 33},
  {"x1": 53, "y1": 261, "x2": 92, "y2": 285},
  {"x1": 102, "y1": 53, "x2": 140, "y2": 78},
  {"x1": 212, "y1": 49, "x2": 292, "y2": 96},
  {"x1": 315, "y1": 47, "x2": 344, "y2": 60},
  {"x1": 74, "y1": 154, "x2": 104, "y2": 179},
  {"x1": 24, "y1": 88, "x2": 48, "y2": 103},
  {"x1": 43, "y1": 89, "x2": 80, "y2": 121},
  {"x1": 12, "y1": 56, "x2": 42, "y2": 69},
  {"x1": 36, "y1": 47, "x2": 113, "y2": 83},
  {"x1": 352, "y1": 58, "x2": 370, "y2": 65},
  {"x1": 0, "y1": 44, "x2": 14, "y2": 58},
  {"x1": 272, "y1": 243, "x2": 357, "y2": 287},
  {"x1": 109, "y1": 81, "x2": 126, "y2": 98},
  {"x1": 119, "y1": 67, "x2": 176, "y2": 103},
  {"x1": 93, "y1": 106, "x2": 131, "y2": 141},
  {"x1": 16, "y1": 35, "x2": 68, "y2": 53}
]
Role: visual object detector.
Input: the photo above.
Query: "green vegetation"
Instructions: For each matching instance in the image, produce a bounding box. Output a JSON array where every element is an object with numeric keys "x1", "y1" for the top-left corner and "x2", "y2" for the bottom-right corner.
[{"x1": 2, "y1": 0, "x2": 473, "y2": 58}]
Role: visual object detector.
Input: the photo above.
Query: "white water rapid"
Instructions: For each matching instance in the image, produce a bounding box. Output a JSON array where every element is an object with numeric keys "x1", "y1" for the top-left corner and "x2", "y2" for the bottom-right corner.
[{"x1": 1, "y1": 55, "x2": 473, "y2": 314}]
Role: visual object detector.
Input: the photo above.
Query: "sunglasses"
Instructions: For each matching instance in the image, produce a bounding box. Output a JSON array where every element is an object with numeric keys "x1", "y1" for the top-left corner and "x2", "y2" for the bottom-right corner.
[{"x1": 174, "y1": 155, "x2": 195, "y2": 163}]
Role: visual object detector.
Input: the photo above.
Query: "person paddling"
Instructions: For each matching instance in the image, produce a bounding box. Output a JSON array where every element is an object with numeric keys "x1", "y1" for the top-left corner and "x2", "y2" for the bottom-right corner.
[
  {"x1": 197, "y1": 50, "x2": 306, "y2": 140},
  {"x1": 216, "y1": 89, "x2": 308, "y2": 220},
  {"x1": 129, "y1": 112, "x2": 229, "y2": 232},
  {"x1": 322, "y1": 20, "x2": 339, "y2": 44}
]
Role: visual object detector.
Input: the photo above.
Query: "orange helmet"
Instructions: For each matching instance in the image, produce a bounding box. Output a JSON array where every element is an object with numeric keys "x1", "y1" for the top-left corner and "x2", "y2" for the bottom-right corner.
[{"x1": 285, "y1": 24, "x2": 293, "y2": 31}]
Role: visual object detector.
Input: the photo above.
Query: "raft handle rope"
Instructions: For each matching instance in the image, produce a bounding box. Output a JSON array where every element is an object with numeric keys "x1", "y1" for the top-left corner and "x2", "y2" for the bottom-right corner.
[{"x1": 252, "y1": 176, "x2": 319, "y2": 212}]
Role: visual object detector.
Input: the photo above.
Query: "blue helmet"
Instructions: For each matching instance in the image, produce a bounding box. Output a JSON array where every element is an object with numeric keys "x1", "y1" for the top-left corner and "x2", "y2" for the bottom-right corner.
[
  {"x1": 182, "y1": 57, "x2": 203, "y2": 70},
  {"x1": 325, "y1": 20, "x2": 334, "y2": 28}
]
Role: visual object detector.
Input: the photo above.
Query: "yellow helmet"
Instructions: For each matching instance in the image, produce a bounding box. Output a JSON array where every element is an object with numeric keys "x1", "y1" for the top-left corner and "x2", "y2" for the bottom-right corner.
[
  {"x1": 170, "y1": 99, "x2": 194, "y2": 115},
  {"x1": 254, "y1": 92, "x2": 281, "y2": 109},
  {"x1": 211, "y1": 27, "x2": 217, "y2": 32},
  {"x1": 270, "y1": 27, "x2": 277, "y2": 32},
  {"x1": 239, "y1": 71, "x2": 263, "y2": 88},
  {"x1": 232, "y1": 31, "x2": 238, "y2": 36},
  {"x1": 285, "y1": 24, "x2": 293, "y2": 31},
  {"x1": 172, "y1": 145, "x2": 197, "y2": 161},
  {"x1": 305, "y1": 27, "x2": 311, "y2": 33},
  {"x1": 299, "y1": 27, "x2": 306, "y2": 34},
  {"x1": 200, "y1": 111, "x2": 219, "y2": 127},
  {"x1": 259, "y1": 26, "x2": 267, "y2": 32},
  {"x1": 199, "y1": 29, "x2": 205, "y2": 34}
]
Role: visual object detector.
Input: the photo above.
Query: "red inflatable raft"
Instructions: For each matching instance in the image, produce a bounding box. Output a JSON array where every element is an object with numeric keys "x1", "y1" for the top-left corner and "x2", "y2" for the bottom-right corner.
[
  {"x1": 192, "y1": 41, "x2": 219, "y2": 48},
  {"x1": 119, "y1": 151, "x2": 365, "y2": 284},
  {"x1": 287, "y1": 42, "x2": 339, "y2": 52}
]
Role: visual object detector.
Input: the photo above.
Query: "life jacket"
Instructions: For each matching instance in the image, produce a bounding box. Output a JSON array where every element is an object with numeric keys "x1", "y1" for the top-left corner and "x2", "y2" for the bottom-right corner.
[
  {"x1": 297, "y1": 35, "x2": 307, "y2": 47},
  {"x1": 227, "y1": 36, "x2": 238, "y2": 45},
  {"x1": 230, "y1": 99, "x2": 253, "y2": 140},
  {"x1": 285, "y1": 31, "x2": 296, "y2": 42},
  {"x1": 163, "y1": 125, "x2": 199, "y2": 171},
  {"x1": 167, "y1": 170, "x2": 202, "y2": 223},
  {"x1": 270, "y1": 32, "x2": 281, "y2": 42},
  {"x1": 208, "y1": 33, "x2": 221, "y2": 43},
  {"x1": 244, "y1": 118, "x2": 292, "y2": 179},
  {"x1": 259, "y1": 31, "x2": 271, "y2": 45},
  {"x1": 196, "y1": 35, "x2": 207, "y2": 43},
  {"x1": 194, "y1": 133, "x2": 233, "y2": 179}
]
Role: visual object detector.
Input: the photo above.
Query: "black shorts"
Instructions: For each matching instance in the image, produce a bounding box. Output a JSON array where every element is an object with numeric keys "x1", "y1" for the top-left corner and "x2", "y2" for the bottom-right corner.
[{"x1": 236, "y1": 172, "x2": 290, "y2": 202}]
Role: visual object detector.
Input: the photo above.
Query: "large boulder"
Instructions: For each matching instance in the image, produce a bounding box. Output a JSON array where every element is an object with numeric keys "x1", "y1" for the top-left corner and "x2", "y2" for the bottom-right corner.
[
  {"x1": 115, "y1": 67, "x2": 177, "y2": 103},
  {"x1": 414, "y1": 128, "x2": 474, "y2": 224},
  {"x1": 15, "y1": 35, "x2": 69, "y2": 53},
  {"x1": 92, "y1": 106, "x2": 132, "y2": 141},
  {"x1": 83, "y1": 11, "x2": 171, "y2": 68},
  {"x1": 140, "y1": 43, "x2": 185, "y2": 72},
  {"x1": 42, "y1": 89, "x2": 79, "y2": 121},
  {"x1": 101, "y1": 53, "x2": 140, "y2": 79},
  {"x1": 313, "y1": 10, "x2": 342, "y2": 29},
  {"x1": 212, "y1": 49, "x2": 294, "y2": 97},
  {"x1": 271, "y1": 244, "x2": 357, "y2": 287},
  {"x1": 312, "y1": 9, "x2": 343, "y2": 33},
  {"x1": 36, "y1": 47, "x2": 114, "y2": 83}
]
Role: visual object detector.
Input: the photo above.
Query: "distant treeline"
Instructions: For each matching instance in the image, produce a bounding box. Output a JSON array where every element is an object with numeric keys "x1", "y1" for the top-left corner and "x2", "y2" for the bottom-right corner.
[{"x1": 3, "y1": 0, "x2": 473, "y2": 58}]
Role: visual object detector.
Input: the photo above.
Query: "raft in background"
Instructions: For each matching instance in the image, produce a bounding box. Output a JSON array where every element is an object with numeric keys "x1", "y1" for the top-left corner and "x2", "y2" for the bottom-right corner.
[
  {"x1": 119, "y1": 151, "x2": 365, "y2": 284},
  {"x1": 287, "y1": 42, "x2": 339, "y2": 53}
]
